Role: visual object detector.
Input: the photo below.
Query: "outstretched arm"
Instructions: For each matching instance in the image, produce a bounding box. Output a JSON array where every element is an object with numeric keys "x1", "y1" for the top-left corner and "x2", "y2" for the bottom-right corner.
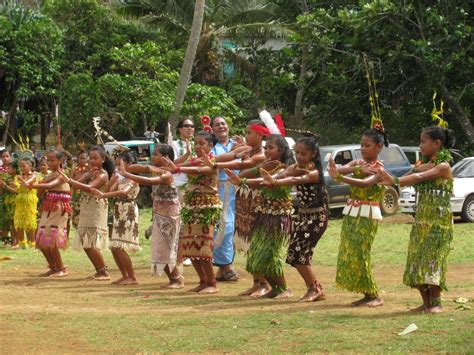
[{"x1": 261, "y1": 168, "x2": 320, "y2": 187}]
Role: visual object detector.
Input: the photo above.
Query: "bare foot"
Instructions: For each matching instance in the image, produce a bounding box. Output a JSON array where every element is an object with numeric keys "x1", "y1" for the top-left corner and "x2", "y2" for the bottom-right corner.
[
  {"x1": 93, "y1": 272, "x2": 111, "y2": 281},
  {"x1": 351, "y1": 296, "x2": 370, "y2": 306},
  {"x1": 111, "y1": 277, "x2": 126, "y2": 285},
  {"x1": 410, "y1": 305, "x2": 428, "y2": 313},
  {"x1": 50, "y1": 269, "x2": 69, "y2": 278},
  {"x1": 117, "y1": 278, "x2": 138, "y2": 285},
  {"x1": 427, "y1": 306, "x2": 443, "y2": 314},
  {"x1": 299, "y1": 289, "x2": 326, "y2": 302},
  {"x1": 161, "y1": 280, "x2": 185, "y2": 289},
  {"x1": 274, "y1": 289, "x2": 293, "y2": 299},
  {"x1": 250, "y1": 284, "x2": 271, "y2": 298},
  {"x1": 188, "y1": 282, "x2": 207, "y2": 292},
  {"x1": 39, "y1": 269, "x2": 56, "y2": 277},
  {"x1": 239, "y1": 283, "x2": 260, "y2": 296},
  {"x1": 198, "y1": 285, "x2": 219, "y2": 294},
  {"x1": 362, "y1": 297, "x2": 384, "y2": 307}
]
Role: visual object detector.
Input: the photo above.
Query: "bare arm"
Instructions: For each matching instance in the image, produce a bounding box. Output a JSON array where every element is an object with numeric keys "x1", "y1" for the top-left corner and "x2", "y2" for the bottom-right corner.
[
  {"x1": 399, "y1": 163, "x2": 451, "y2": 187},
  {"x1": 32, "y1": 175, "x2": 67, "y2": 190},
  {"x1": 91, "y1": 182, "x2": 134, "y2": 199},
  {"x1": 216, "y1": 153, "x2": 266, "y2": 170},
  {"x1": 268, "y1": 170, "x2": 320, "y2": 186},
  {"x1": 122, "y1": 170, "x2": 172, "y2": 186},
  {"x1": 67, "y1": 171, "x2": 108, "y2": 193}
]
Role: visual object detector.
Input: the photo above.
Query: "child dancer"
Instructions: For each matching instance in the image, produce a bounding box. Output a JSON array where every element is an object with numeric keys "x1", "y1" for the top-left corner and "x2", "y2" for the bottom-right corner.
[
  {"x1": 91, "y1": 152, "x2": 140, "y2": 285},
  {"x1": 162, "y1": 131, "x2": 222, "y2": 294},
  {"x1": 261, "y1": 134, "x2": 329, "y2": 302},
  {"x1": 30, "y1": 150, "x2": 71, "y2": 276},
  {"x1": 225, "y1": 134, "x2": 295, "y2": 298},
  {"x1": 379, "y1": 126, "x2": 455, "y2": 313},
  {"x1": 70, "y1": 150, "x2": 89, "y2": 228},
  {"x1": 37, "y1": 157, "x2": 50, "y2": 180},
  {"x1": 327, "y1": 129, "x2": 387, "y2": 307},
  {"x1": 15, "y1": 158, "x2": 39, "y2": 248},
  {"x1": 64, "y1": 146, "x2": 114, "y2": 281},
  {"x1": 0, "y1": 149, "x2": 14, "y2": 245},
  {"x1": 120, "y1": 144, "x2": 183, "y2": 288}
]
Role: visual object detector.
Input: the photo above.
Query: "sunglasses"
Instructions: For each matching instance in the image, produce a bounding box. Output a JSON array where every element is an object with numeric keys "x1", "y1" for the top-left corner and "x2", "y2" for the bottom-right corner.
[{"x1": 182, "y1": 124, "x2": 195, "y2": 128}]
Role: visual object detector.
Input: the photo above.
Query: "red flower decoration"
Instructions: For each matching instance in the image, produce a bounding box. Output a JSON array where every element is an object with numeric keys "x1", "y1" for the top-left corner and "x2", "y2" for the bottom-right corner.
[
  {"x1": 200, "y1": 115, "x2": 211, "y2": 126},
  {"x1": 203, "y1": 125, "x2": 213, "y2": 133}
]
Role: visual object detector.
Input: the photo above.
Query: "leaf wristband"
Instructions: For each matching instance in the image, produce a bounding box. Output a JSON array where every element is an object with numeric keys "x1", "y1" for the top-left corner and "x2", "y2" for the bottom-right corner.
[{"x1": 354, "y1": 164, "x2": 362, "y2": 175}]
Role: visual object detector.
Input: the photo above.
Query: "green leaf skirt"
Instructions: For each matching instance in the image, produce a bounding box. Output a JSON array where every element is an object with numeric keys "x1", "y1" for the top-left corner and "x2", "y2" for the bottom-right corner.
[{"x1": 336, "y1": 215, "x2": 379, "y2": 296}]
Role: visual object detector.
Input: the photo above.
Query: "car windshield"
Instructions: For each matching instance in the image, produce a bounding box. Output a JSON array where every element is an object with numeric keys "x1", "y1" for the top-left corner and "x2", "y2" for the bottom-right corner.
[{"x1": 453, "y1": 159, "x2": 474, "y2": 178}]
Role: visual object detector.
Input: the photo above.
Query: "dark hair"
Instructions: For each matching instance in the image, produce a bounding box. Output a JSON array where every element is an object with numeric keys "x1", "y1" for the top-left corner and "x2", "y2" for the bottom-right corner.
[
  {"x1": 423, "y1": 126, "x2": 455, "y2": 149},
  {"x1": 176, "y1": 117, "x2": 194, "y2": 135},
  {"x1": 363, "y1": 129, "x2": 389, "y2": 147},
  {"x1": 47, "y1": 148, "x2": 65, "y2": 161},
  {"x1": 90, "y1": 146, "x2": 115, "y2": 178},
  {"x1": 77, "y1": 150, "x2": 87, "y2": 158},
  {"x1": 266, "y1": 134, "x2": 295, "y2": 166},
  {"x1": 196, "y1": 131, "x2": 214, "y2": 146},
  {"x1": 1, "y1": 149, "x2": 10, "y2": 157},
  {"x1": 297, "y1": 135, "x2": 325, "y2": 187},
  {"x1": 119, "y1": 152, "x2": 136, "y2": 164},
  {"x1": 20, "y1": 157, "x2": 34, "y2": 167},
  {"x1": 155, "y1": 144, "x2": 175, "y2": 161}
]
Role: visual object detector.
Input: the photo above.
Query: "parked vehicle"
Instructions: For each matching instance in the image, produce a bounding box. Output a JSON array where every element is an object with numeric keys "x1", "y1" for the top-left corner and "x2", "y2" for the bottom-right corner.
[
  {"x1": 104, "y1": 139, "x2": 158, "y2": 207},
  {"x1": 401, "y1": 146, "x2": 464, "y2": 166},
  {"x1": 104, "y1": 139, "x2": 156, "y2": 164},
  {"x1": 399, "y1": 157, "x2": 474, "y2": 223},
  {"x1": 320, "y1": 144, "x2": 412, "y2": 215}
]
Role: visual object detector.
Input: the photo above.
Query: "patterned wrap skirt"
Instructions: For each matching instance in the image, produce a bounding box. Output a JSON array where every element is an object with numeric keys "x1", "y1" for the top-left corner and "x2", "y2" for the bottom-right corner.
[
  {"x1": 109, "y1": 199, "x2": 141, "y2": 253},
  {"x1": 286, "y1": 207, "x2": 328, "y2": 266},
  {"x1": 151, "y1": 197, "x2": 181, "y2": 275},
  {"x1": 73, "y1": 195, "x2": 108, "y2": 251}
]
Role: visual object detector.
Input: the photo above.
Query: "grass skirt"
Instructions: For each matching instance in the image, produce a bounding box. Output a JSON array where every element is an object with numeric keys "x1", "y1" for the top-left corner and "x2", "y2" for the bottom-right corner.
[
  {"x1": 246, "y1": 213, "x2": 290, "y2": 277},
  {"x1": 403, "y1": 191, "x2": 453, "y2": 291},
  {"x1": 336, "y1": 215, "x2": 379, "y2": 296},
  {"x1": 14, "y1": 191, "x2": 38, "y2": 232}
]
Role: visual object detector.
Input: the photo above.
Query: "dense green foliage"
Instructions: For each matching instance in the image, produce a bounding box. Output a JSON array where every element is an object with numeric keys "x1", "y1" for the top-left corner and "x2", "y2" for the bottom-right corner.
[{"x1": 0, "y1": 0, "x2": 472, "y2": 154}]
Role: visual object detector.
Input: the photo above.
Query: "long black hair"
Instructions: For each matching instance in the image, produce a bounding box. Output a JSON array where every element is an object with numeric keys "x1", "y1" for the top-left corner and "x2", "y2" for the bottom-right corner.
[
  {"x1": 296, "y1": 134, "x2": 325, "y2": 187},
  {"x1": 90, "y1": 145, "x2": 115, "y2": 178},
  {"x1": 266, "y1": 134, "x2": 295, "y2": 166},
  {"x1": 423, "y1": 126, "x2": 455, "y2": 149}
]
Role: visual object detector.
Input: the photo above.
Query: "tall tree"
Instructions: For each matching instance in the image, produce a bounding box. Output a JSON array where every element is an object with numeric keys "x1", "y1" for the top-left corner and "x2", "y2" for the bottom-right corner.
[{"x1": 168, "y1": 0, "x2": 205, "y2": 128}]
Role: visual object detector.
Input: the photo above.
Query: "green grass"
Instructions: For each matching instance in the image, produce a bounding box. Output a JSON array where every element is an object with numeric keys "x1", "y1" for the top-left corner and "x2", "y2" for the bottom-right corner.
[{"x1": 0, "y1": 209, "x2": 473, "y2": 353}]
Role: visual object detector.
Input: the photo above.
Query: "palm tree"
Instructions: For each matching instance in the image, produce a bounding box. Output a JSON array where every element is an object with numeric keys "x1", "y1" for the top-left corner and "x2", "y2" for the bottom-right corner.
[
  {"x1": 115, "y1": 0, "x2": 289, "y2": 127},
  {"x1": 169, "y1": 0, "x2": 205, "y2": 128}
]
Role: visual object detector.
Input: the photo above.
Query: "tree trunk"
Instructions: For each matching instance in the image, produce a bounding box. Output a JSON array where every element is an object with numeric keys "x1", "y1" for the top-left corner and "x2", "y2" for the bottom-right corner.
[
  {"x1": 293, "y1": 43, "x2": 309, "y2": 128},
  {"x1": 440, "y1": 84, "x2": 474, "y2": 148},
  {"x1": 168, "y1": 0, "x2": 206, "y2": 133},
  {"x1": 2, "y1": 97, "x2": 18, "y2": 147}
]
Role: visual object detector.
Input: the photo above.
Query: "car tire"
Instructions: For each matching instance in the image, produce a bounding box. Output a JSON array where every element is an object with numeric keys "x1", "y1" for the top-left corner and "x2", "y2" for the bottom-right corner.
[
  {"x1": 381, "y1": 186, "x2": 399, "y2": 215},
  {"x1": 460, "y1": 195, "x2": 474, "y2": 223}
]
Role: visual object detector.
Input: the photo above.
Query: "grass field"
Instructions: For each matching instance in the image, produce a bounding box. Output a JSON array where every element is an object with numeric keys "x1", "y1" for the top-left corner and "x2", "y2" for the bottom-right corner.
[{"x1": 0, "y1": 210, "x2": 473, "y2": 353}]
